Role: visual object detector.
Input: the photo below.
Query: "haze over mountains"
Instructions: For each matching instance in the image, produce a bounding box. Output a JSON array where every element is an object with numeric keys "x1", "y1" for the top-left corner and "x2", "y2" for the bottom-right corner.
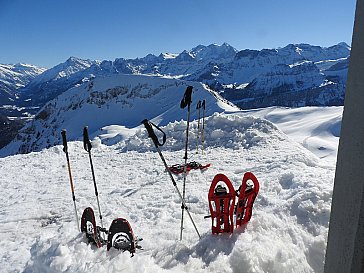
[{"x1": 0, "y1": 42, "x2": 350, "y2": 151}]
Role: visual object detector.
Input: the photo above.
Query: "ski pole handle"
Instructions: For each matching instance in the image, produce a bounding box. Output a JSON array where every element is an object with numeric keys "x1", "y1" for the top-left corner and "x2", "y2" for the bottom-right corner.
[
  {"x1": 202, "y1": 99, "x2": 205, "y2": 110},
  {"x1": 196, "y1": 100, "x2": 201, "y2": 109},
  {"x1": 141, "y1": 119, "x2": 158, "y2": 147},
  {"x1": 83, "y1": 126, "x2": 92, "y2": 152},
  {"x1": 141, "y1": 119, "x2": 166, "y2": 147},
  {"x1": 61, "y1": 129, "x2": 68, "y2": 153},
  {"x1": 180, "y1": 86, "x2": 193, "y2": 109}
]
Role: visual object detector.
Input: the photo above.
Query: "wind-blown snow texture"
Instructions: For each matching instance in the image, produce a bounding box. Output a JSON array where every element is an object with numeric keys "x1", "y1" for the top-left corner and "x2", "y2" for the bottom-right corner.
[{"x1": 0, "y1": 111, "x2": 337, "y2": 273}]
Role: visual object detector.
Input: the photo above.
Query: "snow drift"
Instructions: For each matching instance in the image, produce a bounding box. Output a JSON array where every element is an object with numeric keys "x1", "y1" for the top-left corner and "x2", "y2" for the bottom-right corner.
[{"x1": 0, "y1": 112, "x2": 335, "y2": 273}]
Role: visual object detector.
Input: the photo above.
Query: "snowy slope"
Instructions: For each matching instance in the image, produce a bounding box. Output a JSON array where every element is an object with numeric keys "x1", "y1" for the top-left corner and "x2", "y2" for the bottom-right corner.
[
  {"x1": 0, "y1": 112, "x2": 335, "y2": 273},
  {"x1": 0, "y1": 74, "x2": 238, "y2": 156},
  {"x1": 0, "y1": 63, "x2": 45, "y2": 104},
  {"x1": 19, "y1": 57, "x2": 95, "y2": 107},
  {"x1": 244, "y1": 106, "x2": 343, "y2": 165}
]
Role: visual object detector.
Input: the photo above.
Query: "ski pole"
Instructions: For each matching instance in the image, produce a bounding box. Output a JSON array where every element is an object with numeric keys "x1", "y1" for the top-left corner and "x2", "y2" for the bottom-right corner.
[
  {"x1": 196, "y1": 100, "x2": 201, "y2": 154},
  {"x1": 61, "y1": 129, "x2": 80, "y2": 231},
  {"x1": 83, "y1": 126, "x2": 104, "y2": 230},
  {"x1": 141, "y1": 119, "x2": 201, "y2": 240},
  {"x1": 201, "y1": 100, "x2": 206, "y2": 154},
  {"x1": 179, "y1": 86, "x2": 193, "y2": 241}
]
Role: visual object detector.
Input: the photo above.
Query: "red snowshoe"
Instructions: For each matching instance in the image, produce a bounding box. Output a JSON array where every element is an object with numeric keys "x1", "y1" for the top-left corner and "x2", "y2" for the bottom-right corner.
[
  {"x1": 169, "y1": 161, "x2": 211, "y2": 174},
  {"x1": 235, "y1": 172, "x2": 260, "y2": 227},
  {"x1": 207, "y1": 174, "x2": 236, "y2": 234}
]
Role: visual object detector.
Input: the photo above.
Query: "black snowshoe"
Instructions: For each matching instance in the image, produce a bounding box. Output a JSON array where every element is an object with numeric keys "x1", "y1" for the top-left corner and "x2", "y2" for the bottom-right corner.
[
  {"x1": 80, "y1": 207, "x2": 107, "y2": 248},
  {"x1": 107, "y1": 218, "x2": 143, "y2": 257}
]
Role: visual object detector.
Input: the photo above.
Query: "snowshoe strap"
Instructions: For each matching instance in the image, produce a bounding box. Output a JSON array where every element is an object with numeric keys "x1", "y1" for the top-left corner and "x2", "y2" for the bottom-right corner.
[
  {"x1": 141, "y1": 119, "x2": 166, "y2": 147},
  {"x1": 180, "y1": 86, "x2": 193, "y2": 109},
  {"x1": 188, "y1": 161, "x2": 202, "y2": 169},
  {"x1": 83, "y1": 126, "x2": 92, "y2": 152},
  {"x1": 215, "y1": 185, "x2": 227, "y2": 195}
]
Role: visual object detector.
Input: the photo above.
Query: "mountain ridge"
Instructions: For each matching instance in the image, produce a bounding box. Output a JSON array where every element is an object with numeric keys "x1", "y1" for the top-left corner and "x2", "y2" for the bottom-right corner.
[
  {"x1": 0, "y1": 41, "x2": 350, "y2": 150},
  {"x1": 11, "y1": 41, "x2": 350, "y2": 111}
]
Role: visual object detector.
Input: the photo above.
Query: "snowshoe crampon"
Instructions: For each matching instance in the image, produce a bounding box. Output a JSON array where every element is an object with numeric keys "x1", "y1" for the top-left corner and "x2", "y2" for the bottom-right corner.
[
  {"x1": 207, "y1": 174, "x2": 236, "y2": 234},
  {"x1": 107, "y1": 218, "x2": 138, "y2": 256}
]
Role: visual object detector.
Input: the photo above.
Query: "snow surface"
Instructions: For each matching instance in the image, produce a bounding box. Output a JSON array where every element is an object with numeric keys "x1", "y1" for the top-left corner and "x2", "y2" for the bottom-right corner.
[
  {"x1": 0, "y1": 108, "x2": 339, "y2": 273},
  {"x1": 244, "y1": 106, "x2": 343, "y2": 165}
]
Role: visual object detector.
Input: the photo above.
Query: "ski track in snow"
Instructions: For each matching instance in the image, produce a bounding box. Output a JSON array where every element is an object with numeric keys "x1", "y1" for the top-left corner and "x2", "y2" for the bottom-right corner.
[{"x1": 0, "y1": 111, "x2": 338, "y2": 273}]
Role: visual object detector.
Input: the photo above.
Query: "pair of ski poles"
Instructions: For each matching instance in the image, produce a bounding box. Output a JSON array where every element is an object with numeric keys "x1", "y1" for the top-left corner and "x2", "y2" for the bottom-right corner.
[
  {"x1": 141, "y1": 118, "x2": 201, "y2": 240},
  {"x1": 142, "y1": 86, "x2": 202, "y2": 241},
  {"x1": 61, "y1": 127, "x2": 103, "y2": 232},
  {"x1": 196, "y1": 100, "x2": 206, "y2": 154}
]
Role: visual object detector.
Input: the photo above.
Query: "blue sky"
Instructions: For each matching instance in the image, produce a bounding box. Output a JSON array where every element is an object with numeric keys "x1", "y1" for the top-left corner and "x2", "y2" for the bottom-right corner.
[{"x1": 0, "y1": 0, "x2": 357, "y2": 68}]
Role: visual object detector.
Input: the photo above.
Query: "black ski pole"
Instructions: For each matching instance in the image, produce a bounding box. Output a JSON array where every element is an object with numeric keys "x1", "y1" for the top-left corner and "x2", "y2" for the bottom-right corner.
[
  {"x1": 201, "y1": 100, "x2": 206, "y2": 154},
  {"x1": 83, "y1": 126, "x2": 104, "y2": 230},
  {"x1": 179, "y1": 86, "x2": 193, "y2": 241},
  {"x1": 196, "y1": 100, "x2": 202, "y2": 154},
  {"x1": 61, "y1": 129, "x2": 80, "y2": 231},
  {"x1": 141, "y1": 119, "x2": 201, "y2": 240}
]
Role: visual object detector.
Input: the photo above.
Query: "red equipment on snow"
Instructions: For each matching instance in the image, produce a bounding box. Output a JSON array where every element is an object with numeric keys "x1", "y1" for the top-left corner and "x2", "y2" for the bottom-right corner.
[
  {"x1": 169, "y1": 161, "x2": 211, "y2": 175},
  {"x1": 207, "y1": 172, "x2": 260, "y2": 234},
  {"x1": 207, "y1": 174, "x2": 236, "y2": 234},
  {"x1": 235, "y1": 172, "x2": 260, "y2": 227}
]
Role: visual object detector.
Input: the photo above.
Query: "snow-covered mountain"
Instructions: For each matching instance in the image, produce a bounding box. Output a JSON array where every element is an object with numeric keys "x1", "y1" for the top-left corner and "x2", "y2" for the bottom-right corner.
[
  {"x1": 217, "y1": 43, "x2": 349, "y2": 109},
  {"x1": 0, "y1": 63, "x2": 46, "y2": 149},
  {"x1": 223, "y1": 61, "x2": 346, "y2": 109},
  {"x1": 0, "y1": 42, "x2": 350, "y2": 151},
  {"x1": 0, "y1": 63, "x2": 45, "y2": 105},
  {"x1": 19, "y1": 57, "x2": 95, "y2": 107},
  {"x1": 0, "y1": 74, "x2": 238, "y2": 156},
  {"x1": 15, "y1": 42, "x2": 350, "y2": 114}
]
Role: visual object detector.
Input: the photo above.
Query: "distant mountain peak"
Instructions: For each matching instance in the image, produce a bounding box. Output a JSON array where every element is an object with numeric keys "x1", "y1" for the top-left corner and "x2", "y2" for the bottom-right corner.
[
  {"x1": 159, "y1": 52, "x2": 178, "y2": 60},
  {"x1": 335, "y1": 42, "x2": 351, "y2": 49},
  {"x1": 189, "y1": 42, "x2": 237, "y2": 61}
]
